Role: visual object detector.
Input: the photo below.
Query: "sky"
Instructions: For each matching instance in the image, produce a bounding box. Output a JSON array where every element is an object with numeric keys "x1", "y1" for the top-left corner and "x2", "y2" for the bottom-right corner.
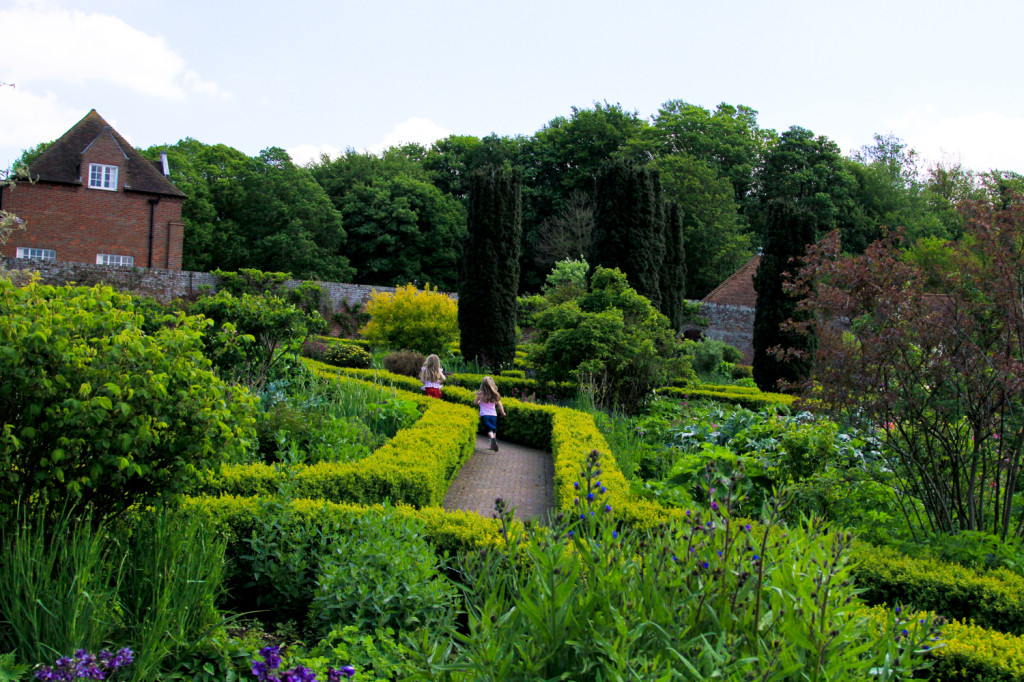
[{"x1": 2, "y1": 0, "x2": 1023, "y2": 176}]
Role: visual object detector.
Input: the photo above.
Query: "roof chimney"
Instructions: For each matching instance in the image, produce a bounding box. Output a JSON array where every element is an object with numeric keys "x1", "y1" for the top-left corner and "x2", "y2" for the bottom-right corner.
[{"x1": 159, "y1": 151, "x2": 170, "y2": 177}]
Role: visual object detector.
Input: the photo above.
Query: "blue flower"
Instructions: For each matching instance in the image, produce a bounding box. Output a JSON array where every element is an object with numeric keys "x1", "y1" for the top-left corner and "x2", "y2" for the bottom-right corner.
[
  {"x1": 588, "y1": 492, "x2": 594, "y2": 501},
  {"x1": 605, "y1": 505, "x2": 611, "y2": 513}
]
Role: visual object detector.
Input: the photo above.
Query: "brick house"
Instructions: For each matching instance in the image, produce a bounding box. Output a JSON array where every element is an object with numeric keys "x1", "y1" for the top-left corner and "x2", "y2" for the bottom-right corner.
[
  {"x1": 698, "y1": 255, "x2": 760, "y2": 364},
  {"x1": 0, "y1": 110, "x2": 186, "y2": 270}
]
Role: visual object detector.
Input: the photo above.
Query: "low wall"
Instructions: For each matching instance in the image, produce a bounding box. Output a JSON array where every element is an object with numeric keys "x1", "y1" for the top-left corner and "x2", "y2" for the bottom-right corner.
[
  {"x1": 699, "y1": 301, "x2": 755, "y2": 364},
  {"x1": 0, "y1": 257, "x2": 454, "y2": 311}
]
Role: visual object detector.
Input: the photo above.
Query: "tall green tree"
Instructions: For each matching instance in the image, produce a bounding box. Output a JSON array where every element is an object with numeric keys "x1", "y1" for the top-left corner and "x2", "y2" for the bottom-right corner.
[
  {"x1": 593, "y1": 159, "x2": 665, "y2": 309},
  {"x1": 309, "y1": 149, "x2": 467, "y2": 287},
  {"x1": 142, "y1": 141, "x2": 353, "y2": 280},
  {"x1": 849, "y1": 134, "x2": 947, "y2": 243},
  {"x1": 521, "y1": 103, "x2": 648, "y2": 290},
  {"x1": 652, "y1": 153, "x2": 752, "y2": 298},
  {"x1": 636, "y1": 100, "x2": 770, "y2": 208},
  {"x1": 458, "y1": 167, "x2": 522, "y2": 369},
  {"x1": 754, "y1": 126, "x2": 868, "y2": 252},
  {"x1": 660, "y1": 202, "x2": 686, "y2": 330},
  {"x1": 752, "y1": 199, "x2": 817, "y2": 392}
]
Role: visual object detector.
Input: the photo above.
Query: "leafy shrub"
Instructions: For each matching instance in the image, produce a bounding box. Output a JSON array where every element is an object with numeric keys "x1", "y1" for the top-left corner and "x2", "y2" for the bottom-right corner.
[
  {"x1": 308, "y1": 506, "x2": 456, "y2": 638},
  {"x1": 529, "y1": 267, "x2": 688, "y2": 413},
  {"x1": 323, "y1": 343, "x2": 372, "y2": 369},
  {"x1": 728, "y1": 362, "x2": 754, "y2": 379},
  {"x1": 499, "y1": 369, "x2": 525, "y2": 378},
  {"x1": 516, "y1": 294, "x2": 548, "y2": 328},
  {"x1": 360, "y1": 284, "x2": 458, "y2": 355},
  {"x1": 682, "y1": 337, "x2": 743, "y2": 376},
  {"x1": 0, "y1": 282, "x2": 257, "y2": 520},
  {"x1": 189, "y1": 290, "x2": 326, "y2": 391},
  {"x1": 383, "y1": 350, "x2": 427, "y2": 378}
]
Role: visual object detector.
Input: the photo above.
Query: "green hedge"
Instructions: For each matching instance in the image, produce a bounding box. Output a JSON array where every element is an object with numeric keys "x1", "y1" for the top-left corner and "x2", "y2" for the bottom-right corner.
[
  {"x1": 852, "y1": 543, "x2": 1024, "y2": 636},
  {"x1": 180, "y1": 495, "x2": 503, "y2": 584},
  {"x1": 192, "y1": 360, "x2": 1024, "y2": 673},
  {"x1": 193, "y1": 372, "x2": 478, "y2": 507},
  {"x1": 655, "y1": 385, "x2": 795, "y2": 409}
]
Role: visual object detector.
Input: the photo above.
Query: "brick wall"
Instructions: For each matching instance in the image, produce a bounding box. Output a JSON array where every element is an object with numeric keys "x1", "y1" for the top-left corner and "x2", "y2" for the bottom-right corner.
[
  {"x1": 0, "y1": 135, "x2": 185, "y2": 270},
  {"x1": 700, "y1": 301, "x2": 755, "y2": 364},
  {"x1": 0, "y1": 257, "x2": 456, "y2": 312}
]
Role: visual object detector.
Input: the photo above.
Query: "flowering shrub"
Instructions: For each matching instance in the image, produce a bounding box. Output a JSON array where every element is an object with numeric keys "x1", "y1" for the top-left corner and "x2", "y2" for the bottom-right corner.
[{"x1": 34, "y1": 648, "x2": 132, "y2": 681}]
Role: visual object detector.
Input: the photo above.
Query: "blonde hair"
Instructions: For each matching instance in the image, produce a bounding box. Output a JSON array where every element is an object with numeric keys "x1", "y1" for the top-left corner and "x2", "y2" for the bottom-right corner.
[
  {"x1": 420, "y1": 354, "x2": 443, "y2": 383},
  {"x1": 476, "y1": 376, "x2": 501, "y2": 403}
]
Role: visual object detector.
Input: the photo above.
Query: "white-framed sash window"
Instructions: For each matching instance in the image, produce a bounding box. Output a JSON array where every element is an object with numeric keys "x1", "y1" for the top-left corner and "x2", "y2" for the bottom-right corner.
[
  {"x1": 88, "y1": 163, "x2": 118, "y2": 190},
  {"x1": 15, "y1": 247, "x2": 56, "y2": 261},
  {"x1": 96, "y1": 253, "x2": 133, "y2": 267}
]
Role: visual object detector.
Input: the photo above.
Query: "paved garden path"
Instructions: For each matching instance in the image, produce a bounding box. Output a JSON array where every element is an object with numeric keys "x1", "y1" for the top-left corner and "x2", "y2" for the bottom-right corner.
[{"x1": 443, "y1": 435, "x2": 556, "y2": 523}]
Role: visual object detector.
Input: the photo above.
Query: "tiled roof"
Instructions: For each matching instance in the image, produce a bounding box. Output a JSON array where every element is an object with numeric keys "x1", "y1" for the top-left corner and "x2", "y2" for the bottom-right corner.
[
  {"x1": 702, "y1": 255, "x2": 760, "y2": 308},
  {"x1": 27, "y1": 109, "x2": 185, "y2": 198}
]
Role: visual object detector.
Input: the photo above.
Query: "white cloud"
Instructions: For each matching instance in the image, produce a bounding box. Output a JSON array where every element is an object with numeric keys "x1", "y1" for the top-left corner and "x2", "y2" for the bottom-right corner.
[
  {"x1": 0, "y1": 3, "x2": 224, "y2": 100},
  {"x1": 365, "y1": 118, "x2": 452, "y2": 155},
  {"x1": 286, "y1": 143, "x2": 344, "y2": 167},
  {"x1": 884, "y1": 109, "x2": 1024, "y2": 173},
  {"x1": 0, "y1": 88, "x2": 80, "y2": 159}
]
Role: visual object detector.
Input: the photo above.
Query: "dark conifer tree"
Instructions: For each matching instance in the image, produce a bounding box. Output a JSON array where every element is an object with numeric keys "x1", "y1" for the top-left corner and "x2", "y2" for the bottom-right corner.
[
  {"x1": 752, "y1": 199, "x2": 818, "y2": 392},
  {"x1": 660, "y1": 201, "x2": 687, "y2": 330},
  {"x1": 593, "y1": 159, "x2": 665, "y2": 308},
  {"x1": 458, "y1": 167, "x2": 522, "y2": 369}
]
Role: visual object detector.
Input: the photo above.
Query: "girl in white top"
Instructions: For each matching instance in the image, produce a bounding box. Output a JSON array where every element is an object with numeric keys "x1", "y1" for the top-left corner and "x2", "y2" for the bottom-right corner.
[
  {"x1": 419, "y1": 354, "x2": 445, "y2": 399},
  {"x1": 474, "y1": 376, "x2": 506, "y2": 452}
]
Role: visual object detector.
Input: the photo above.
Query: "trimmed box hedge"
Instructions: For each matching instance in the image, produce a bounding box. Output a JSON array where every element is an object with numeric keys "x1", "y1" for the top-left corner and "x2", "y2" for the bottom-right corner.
[
  {"x1": 852, "y1": 543, "x2": 1024, "y2": 636},
  {"x1": 191, "y1": 360, "x2": 1024, "y2": 670},
  {"x1": 655, "y1": 385, "x2": 795, "y2": 409},
  {"x1": 193, "y1": 372, "x2": 478, "y2": 508}
]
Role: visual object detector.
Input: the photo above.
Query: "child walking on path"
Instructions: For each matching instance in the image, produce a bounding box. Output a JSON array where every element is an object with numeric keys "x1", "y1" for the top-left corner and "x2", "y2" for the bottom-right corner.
[
  {"x1": 474, "y1": 376, "x2": 506, "y2": 451},
  {"x1": 420, "y1": 354, "x2": 446, "y2": 399}
]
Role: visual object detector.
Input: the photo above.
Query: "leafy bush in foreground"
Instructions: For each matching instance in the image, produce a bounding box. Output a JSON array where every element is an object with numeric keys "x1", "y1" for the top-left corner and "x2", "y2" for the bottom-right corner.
[{"x1": 0, "y1": 281, "x2": 257, "y2": 520}]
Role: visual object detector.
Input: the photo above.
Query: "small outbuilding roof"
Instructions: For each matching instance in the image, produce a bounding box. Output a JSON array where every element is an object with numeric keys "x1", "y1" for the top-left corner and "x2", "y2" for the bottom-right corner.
[
  {"x1": 26, "y1": 109, "x2": 185, "y2": 198},
  {"x1": 702, "y1": 255, "x2": 760, "y2": 308}
]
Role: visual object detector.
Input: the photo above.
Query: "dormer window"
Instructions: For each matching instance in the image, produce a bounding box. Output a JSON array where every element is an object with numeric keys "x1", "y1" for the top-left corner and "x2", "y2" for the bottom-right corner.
[{"x1": 88, "y1": 163, "x2": 118, "y2": 190}]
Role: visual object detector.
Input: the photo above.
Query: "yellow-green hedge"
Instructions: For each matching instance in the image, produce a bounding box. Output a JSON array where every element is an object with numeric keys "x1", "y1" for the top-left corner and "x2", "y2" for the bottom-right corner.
[
  {"x1": 656, "y1": 385, "x2": 795, "y2": 409},
  {"x1": 194, "y1": 371, "x2": 478, "y2": 508},
  {"x1": 853, "y1": 543, "x2": 1024, "y2": 635},
  {"x1": 180, "y1": 494, "x2": 503, "y2": 565},
  {"x1": 198, "y1": 360, "x2": 1024, "y2": 669}
]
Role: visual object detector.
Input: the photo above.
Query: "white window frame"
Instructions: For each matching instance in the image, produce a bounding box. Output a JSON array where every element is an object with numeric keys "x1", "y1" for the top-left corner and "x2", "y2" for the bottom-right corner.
[
  {"x1": 88, "y1": 163, "x2": 118, "y2": 191},
  {"x1": 96, "y1": 254, "x2": 134, "y2": 267},
  {"x1": 15, "y1": 247, "x2": 56, "y2": 261}
]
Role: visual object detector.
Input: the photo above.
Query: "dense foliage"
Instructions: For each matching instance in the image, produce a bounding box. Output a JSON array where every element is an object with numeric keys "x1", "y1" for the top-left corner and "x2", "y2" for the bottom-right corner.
[
  {"x1": 0, "y1": 282, "x2": 256, "y2": 520},
  {"x1": 188, "y1": 289, "x2": 325, "y2": 391},
  {"x1": 458, "y1": 167, "x2": 522, "y2": 369},
  {"x1": 529, "y1": 267, "x2": 687, "y2": 412},
  {"x1": 360, "y1": 283, "x2": 458, "y2": 355},
  {"x1": 788, "y1": 198, "x2": 1024, "y2": 540},
  {"x1": 141, "y1": 141, "x2": 354, "y2": 281}
]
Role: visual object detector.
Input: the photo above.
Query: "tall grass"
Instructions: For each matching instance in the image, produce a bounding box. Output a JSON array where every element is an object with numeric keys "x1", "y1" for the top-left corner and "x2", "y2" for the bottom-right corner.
[
  {"x1": 115, "y1": 509, "x2": 228, "y2": 681},
  {"x1": 0, "y1": 509, "x2": 121, "y2": 664},
  {"x1": 567, "y1": 388, "x2": 647, "y2": 481},
  {"x1": 0, "y1": 506, "x2": 229, "y2": 678},
  {"x1": 256, "y1": 364, "x2": 421, "y2": 464}
]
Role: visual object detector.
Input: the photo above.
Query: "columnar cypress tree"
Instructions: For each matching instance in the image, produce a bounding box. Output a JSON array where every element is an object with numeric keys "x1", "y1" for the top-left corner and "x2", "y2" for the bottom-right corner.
[
  {"x1": 593, "y1": 159, "x2": 665, "y2": 308},
  {"x1": 458, "y1": 167, "x2": 522, "y2": 369},
  {"x1": 752, "y1": 199, "x2": 818, "y2": 392},
  {"x1": 660, "y1": 201, "x2": 687, "y2": 330}
]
